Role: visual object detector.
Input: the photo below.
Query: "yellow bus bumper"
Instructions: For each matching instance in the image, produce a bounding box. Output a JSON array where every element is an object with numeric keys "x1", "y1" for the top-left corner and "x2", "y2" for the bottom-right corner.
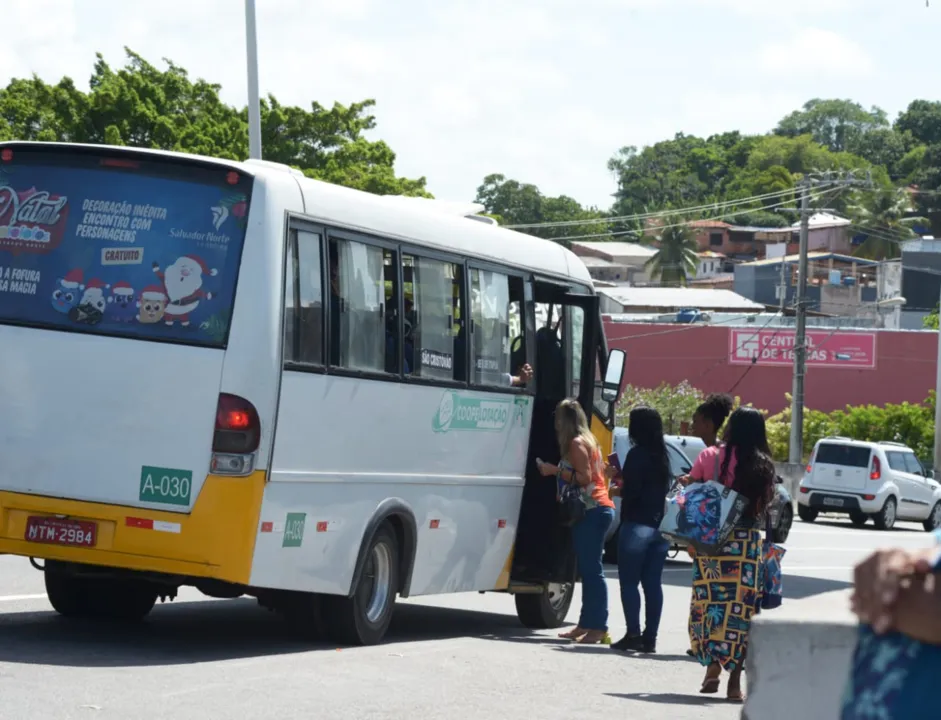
[{"x1": 0, "y1": 471, "x2": 266, "y2": 585}]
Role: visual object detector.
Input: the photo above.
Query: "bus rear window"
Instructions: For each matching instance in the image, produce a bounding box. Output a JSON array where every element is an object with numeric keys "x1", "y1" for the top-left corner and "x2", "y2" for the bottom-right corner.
[{"x1": 0, "y1": 147, "x2": 253, "y2": 347}]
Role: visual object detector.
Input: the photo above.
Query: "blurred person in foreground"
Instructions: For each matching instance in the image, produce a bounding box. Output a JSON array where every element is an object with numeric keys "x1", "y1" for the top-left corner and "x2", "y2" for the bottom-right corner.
[{"x1": 842, "y1": 536, "x2": 941, "y2": 718}]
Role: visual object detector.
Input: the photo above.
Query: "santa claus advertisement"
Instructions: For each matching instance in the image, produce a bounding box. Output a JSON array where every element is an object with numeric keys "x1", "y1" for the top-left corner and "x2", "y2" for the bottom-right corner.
[{"x1": 0, "y1": 151, "x2": 252, "y2": 345}]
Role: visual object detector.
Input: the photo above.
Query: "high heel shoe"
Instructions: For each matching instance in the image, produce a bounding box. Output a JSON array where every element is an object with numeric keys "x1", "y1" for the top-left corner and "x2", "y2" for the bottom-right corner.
[{"x1": 575, "y1": 629, "x2": 611, "y2": 644}]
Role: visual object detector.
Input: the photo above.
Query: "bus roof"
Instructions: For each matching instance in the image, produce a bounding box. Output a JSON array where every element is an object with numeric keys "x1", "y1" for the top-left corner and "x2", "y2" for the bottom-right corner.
[{"x1": 1, "y1": 141, "x2": 593, "y2": 286}]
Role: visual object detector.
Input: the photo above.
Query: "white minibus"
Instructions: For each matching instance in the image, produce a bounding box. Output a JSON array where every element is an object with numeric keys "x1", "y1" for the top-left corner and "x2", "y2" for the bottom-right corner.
[{"x1": 0, "y1": 141, "x2": 625, "y2": 644}]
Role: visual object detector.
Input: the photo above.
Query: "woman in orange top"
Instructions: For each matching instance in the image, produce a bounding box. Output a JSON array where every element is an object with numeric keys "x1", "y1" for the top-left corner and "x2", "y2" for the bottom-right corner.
[{"x1": 537, "y1": 398, "x2": 615, "y2": 644}]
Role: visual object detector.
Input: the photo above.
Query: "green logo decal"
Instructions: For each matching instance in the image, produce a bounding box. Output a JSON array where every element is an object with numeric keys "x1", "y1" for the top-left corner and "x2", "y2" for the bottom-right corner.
[
  {"x1": 283, "y1": 513, "x2": 306, "y2": 548},
  {"x1": 139, "y1": 466, "x2": 193, "y2": 507},
  {"x1": 433, "y1": 391, "x2": 528, "y2": 433}
]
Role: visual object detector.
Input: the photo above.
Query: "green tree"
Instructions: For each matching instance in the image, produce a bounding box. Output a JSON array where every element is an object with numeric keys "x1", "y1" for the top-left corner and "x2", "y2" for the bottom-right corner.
[
  {"x1": 473, "y1": 173, "x2": 609, "y2": 245},
  {"x1": 643, "y1": 217, "x2": 699, "y2": 286},
  {"x1": 923, "y1": 306, "x2": 939, "y2": 329},
  {"x1": 0, "y1": 48, "x2": 429, "y2": 197},
  {"x1": 896, "y1": 100, "x2": 941, "y2": 147},
  {"x1": 775, "y1": 99, "x2": 890, "y2": 153},
  {"x1": 846, "y1": 187, "x2": 929, "y2": 259},
  {"x1": 846, "y1": 127, "x2": 911, "y2": 179}
]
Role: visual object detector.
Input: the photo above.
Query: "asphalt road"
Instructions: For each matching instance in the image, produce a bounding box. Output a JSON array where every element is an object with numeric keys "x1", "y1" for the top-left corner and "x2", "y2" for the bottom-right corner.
[{"x1": 0, "y1": 513, "x2": 935, "y2": 720}]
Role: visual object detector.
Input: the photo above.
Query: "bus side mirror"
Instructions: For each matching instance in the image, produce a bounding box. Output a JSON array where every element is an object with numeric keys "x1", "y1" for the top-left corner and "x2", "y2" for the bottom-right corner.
[{"x1": 601, "y1": 348, "x2": 626, "y2": 402}]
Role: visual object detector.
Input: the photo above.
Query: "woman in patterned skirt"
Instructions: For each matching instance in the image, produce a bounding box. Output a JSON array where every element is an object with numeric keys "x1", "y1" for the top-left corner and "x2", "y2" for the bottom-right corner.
[{"x1": 681, "y1": 407, "x2": 775, "y2": 702}]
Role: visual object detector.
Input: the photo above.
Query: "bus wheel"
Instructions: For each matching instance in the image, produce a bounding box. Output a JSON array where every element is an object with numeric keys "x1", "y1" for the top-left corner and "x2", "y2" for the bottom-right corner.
[
  {"x1": 515, "y1": 582, "x2": 574, "y2": 629},
  {"x1": 44, "y1": 563, "x2": 93, "y2": 619},
  {"x1": 97, "y1": 579, "x2": 158, "y2": 622},
  {"x1": 324, "y1": 523, "x2": 399, "y2": 646}
]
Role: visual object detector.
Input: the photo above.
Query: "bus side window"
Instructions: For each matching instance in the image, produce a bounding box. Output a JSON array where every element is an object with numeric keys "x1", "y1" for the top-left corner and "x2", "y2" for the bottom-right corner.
[
  {"x1": 283, "y1": 232, "x2": 298, "y2": 363},
  {"x1": 296, "y1": 231, "x2": 324, "y2": 365},
  {"x1": 328, "y1": 236, "x2": 398, "y2": 375},
  {"x1": 470, "y1": 269, "x2": 526, "y2": 387},
  {"x1": 405, "y1": 254, "x2": 463, "y2": 381}
]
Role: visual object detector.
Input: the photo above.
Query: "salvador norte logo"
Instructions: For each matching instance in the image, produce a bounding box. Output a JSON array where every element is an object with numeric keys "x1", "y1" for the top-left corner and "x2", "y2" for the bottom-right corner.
[
  {"x1": 210, "y1": 193, "x2": 248, "y2": 231},
  {"x1": 432, "y1": 391, "x2": 530, "y2": 433},
  {"x1": 210, "y1": 204, "x2": 229, "y2": 231}
]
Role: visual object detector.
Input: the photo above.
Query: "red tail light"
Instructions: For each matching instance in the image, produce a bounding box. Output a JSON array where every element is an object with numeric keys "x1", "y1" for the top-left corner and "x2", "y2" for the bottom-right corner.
[
  {"x1": 213, "y1": 393, "x2": 260, "y2": 454},
  {"x1": 870, "y1": 456, "x2": 881, "y2": 481},
  {"x1": 99, "y1": 157, "x2": 140, "y2": 169},
  {"x1": 805, "y1": 463, "x2": 812, "y2": 473}
]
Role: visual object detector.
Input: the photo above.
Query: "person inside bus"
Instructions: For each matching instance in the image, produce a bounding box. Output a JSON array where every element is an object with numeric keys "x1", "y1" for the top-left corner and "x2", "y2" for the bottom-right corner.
[
  {"x1": 505, "y1": 363, "x2": 532, "y2": 387},
  {"x1": 610, "y1": 406, "x2": 672, "y2": 654},
  {"x1": 537, "y1": 398, "x2": 615, "y2": 644}
]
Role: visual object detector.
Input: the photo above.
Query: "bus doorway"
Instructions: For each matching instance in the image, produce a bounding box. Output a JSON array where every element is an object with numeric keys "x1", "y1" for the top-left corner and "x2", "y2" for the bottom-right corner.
[{"x1": 510, "y1": 281, "x2": 603, "y2": 627}]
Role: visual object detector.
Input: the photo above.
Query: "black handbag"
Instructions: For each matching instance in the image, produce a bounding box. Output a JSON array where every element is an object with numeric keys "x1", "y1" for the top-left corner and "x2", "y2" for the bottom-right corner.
[{"x1": 557, "y1": 468, "x2": 586, "y2": 527}]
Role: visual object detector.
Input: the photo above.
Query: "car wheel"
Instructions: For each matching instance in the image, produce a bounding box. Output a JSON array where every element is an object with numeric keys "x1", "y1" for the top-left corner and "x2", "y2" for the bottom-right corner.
[
  {"x1": 873, "y1": 497, "x2": 897, "y2": 531},
  {"x1": 772, "y1": 504, "x2": 793, "y2": 543},
  {"x1": 924, "y1": 502, "x2": 941, "y2": 532},
  {"x1": 849, "y1": 511, "x2": 869, "y2": 528},
  {"x1": 797, "y1": 505, "x2": 818, "y2": 523}
]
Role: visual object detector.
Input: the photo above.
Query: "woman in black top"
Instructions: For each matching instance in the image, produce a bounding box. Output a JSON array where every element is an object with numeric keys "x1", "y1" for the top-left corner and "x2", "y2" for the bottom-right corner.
[{"x1": 610, "y1": 407, "x2": 672, "y2": 653}]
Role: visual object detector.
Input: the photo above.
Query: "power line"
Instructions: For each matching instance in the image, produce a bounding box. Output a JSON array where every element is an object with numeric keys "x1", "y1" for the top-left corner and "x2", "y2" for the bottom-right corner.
[
  {"x1": 503, "y1": 186, "x2": 812, "y2": 230},
  {"x1": 546, "y1": 186, "x2": 844, "y2": 243}
]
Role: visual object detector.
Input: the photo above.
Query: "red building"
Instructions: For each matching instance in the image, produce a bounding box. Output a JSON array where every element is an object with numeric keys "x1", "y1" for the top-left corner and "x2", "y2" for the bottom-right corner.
[{"x1": 604, "y1": 320, "x2": 937, "y2": 415}]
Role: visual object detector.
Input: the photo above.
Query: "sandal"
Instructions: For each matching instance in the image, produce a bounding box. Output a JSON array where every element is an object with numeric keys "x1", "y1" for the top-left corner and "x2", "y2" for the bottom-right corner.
[
  {"x1": 700, "y1": 678, "x2": 721, "y2": 694},
  {"x1": 558, "y1": 627, "x2": 585, "y2": 640},
  {"x1": 727, "y1": 670, "x2": 745, "y2": 703},
  {"x1": 700, "y1": 664, "x2": 722, "y2": 694},
  {"x1": 575, "y1": 630, "x2": 610, "y2": 645}
]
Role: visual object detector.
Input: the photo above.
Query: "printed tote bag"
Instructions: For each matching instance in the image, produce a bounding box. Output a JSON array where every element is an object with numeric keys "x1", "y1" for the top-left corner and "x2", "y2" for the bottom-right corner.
[{"x1": 659, "y1": 446, "x2": 749, "y2": 555}]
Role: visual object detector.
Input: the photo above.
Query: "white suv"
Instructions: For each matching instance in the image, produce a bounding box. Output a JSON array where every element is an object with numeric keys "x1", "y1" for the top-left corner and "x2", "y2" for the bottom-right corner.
[{"x1": 797, "y1": 437, "x2": 941, "y2": 531}]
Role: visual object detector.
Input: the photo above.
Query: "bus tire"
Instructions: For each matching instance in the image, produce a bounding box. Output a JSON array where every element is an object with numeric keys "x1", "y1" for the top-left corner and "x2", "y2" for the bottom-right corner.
[
  {"x1": 44, "y1": 563, "x2": 93, "y2": 619},
  {"x1": 324, "y1": 523, "x2": 399, "y2": 646},
  {"x1": 515, "y1": 582, "x2": 574, "y2": 629},
  {"x1": 97, "y1": 579, "x2": 158, "y2": 622},
  {"x1": 278, "y1": 591, "x2": 326, "y2": 641}
]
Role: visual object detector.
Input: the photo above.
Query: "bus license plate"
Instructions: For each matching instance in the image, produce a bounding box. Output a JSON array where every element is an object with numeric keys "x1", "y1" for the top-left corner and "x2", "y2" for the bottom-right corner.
[
  {"x1": 24, "y1": 517, "x2": 97, "y2": 548},
  {"x1": 823, "y1": 498, "x2": 845, "y2": 508}
]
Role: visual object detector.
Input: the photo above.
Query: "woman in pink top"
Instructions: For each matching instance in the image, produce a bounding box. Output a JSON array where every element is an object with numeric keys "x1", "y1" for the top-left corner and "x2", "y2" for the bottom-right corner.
[{"x1": 681, "y1": 407, "x2": 776, "y2": 702}]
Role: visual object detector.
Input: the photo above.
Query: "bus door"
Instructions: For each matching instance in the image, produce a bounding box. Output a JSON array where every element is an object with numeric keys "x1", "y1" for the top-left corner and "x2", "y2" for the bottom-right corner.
[{"x1": 512, "y1": 281, "x2": 600, "y2": 585}]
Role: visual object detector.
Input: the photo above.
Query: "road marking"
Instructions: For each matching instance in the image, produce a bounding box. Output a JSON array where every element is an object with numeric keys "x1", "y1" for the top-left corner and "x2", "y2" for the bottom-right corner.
[
  {"x1": 783, "y1": 546, "x2": 934, "y2": 552},
  {"x1": 784, "y1": 565, "x2": 856, "y2": 570},
  {"x1": 0, "y1": 593, "x2": 46, "y2": 603}
]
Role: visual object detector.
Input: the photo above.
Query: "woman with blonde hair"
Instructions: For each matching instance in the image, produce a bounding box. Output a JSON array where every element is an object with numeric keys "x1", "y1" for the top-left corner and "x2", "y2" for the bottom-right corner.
[{"x1": 537, "y1": 398, "x2": 615, "y2": 644}]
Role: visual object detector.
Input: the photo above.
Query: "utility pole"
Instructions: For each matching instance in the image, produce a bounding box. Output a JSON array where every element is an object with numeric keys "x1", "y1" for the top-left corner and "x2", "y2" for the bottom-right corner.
[
  {"x1": 787, "y1": 170, "x2": 871, "y2": 465},
  {"x1": 788, "y1": 181, "x2": 811, "y2": 465},
  {"x1": 778, "y1": 257, "x2": 787, "y2": 313},
  {"x1": 934, "y1": 282, "x2": 941, "y2": 471},
  {"x1": 244, "y1": 0, "x2": 263, "y2": 159}
]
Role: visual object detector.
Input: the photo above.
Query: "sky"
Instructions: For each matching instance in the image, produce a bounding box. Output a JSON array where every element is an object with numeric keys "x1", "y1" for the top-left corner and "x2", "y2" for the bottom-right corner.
[{"x1": 3, "y1": 0, "x2": 939, "y2": 210}]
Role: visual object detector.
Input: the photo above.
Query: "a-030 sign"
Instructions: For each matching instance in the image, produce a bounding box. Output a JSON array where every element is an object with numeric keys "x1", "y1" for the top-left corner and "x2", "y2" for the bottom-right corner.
[{"x1": 728, "y1": 329, "x2": 876, "y2": 369}]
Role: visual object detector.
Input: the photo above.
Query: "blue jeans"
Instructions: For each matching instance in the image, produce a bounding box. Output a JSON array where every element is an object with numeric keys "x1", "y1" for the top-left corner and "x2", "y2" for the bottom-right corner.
[
  {"x1": 571, "y1": 506, "x2": 615, "y2": 631},
  {"x1": 618, "y1": 521, "x2": 670, "y2": 640}
]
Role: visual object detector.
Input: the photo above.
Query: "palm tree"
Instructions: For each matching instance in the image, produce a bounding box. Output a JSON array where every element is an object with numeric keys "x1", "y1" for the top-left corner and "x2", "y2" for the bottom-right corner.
[
  {"x1": 847, "y1": 187, "x2": 929, "y2": 260},
  {"x1": 643, "y1": 217, "x2": 699, "y2": 286}
]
